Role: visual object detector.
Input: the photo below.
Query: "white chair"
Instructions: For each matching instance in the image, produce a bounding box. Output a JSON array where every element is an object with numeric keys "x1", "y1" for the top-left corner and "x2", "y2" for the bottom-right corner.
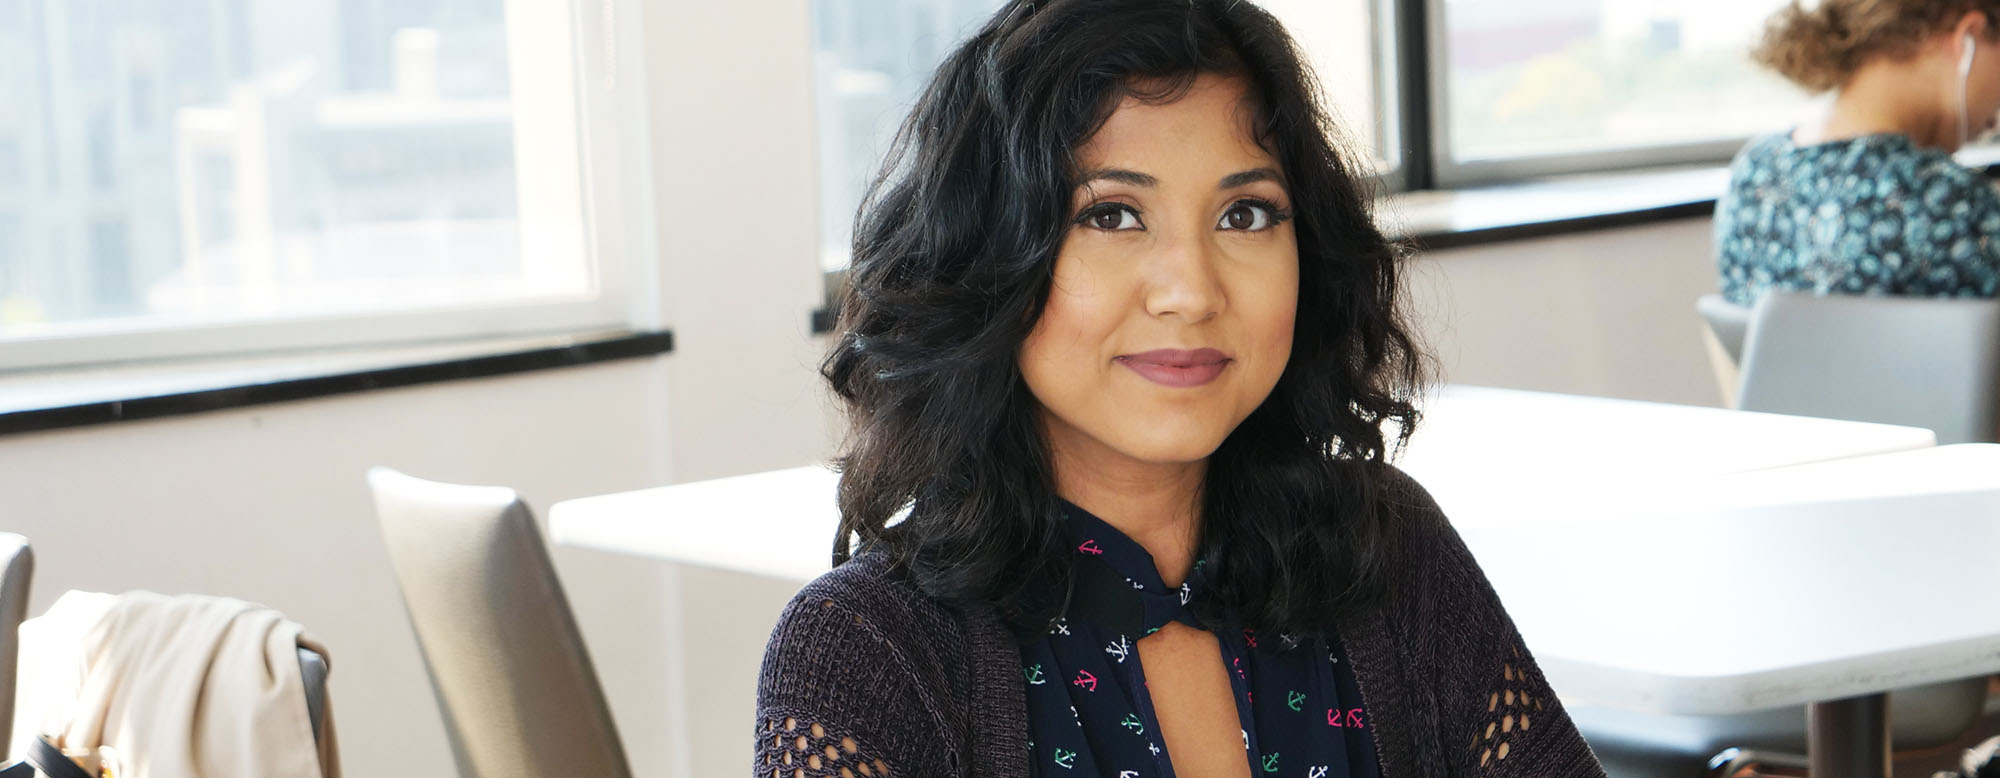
[
  {"x1": 9, "y1": 590, "x2": 334, "y2": 777},
  {"x1": 366, "y1": 468, "x2": 631, "y2": 778}
]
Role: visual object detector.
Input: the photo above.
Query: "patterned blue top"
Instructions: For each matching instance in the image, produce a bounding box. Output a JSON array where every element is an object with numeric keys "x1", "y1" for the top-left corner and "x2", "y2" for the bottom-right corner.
[
  {"x1": 1714, "y1": 131, "x2": 2000, "y2": 306},
  {"x1": 1021, "y1": 500, "x2": 1378, "y2": 778}
]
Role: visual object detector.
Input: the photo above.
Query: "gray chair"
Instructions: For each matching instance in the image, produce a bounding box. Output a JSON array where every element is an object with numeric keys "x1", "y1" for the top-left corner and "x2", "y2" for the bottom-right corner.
[
  {"x1": 366, "y1": 468, "x2": 631, "y2": 778},
  {"x1": 1587, "y1": 291, "x2": 2000, "y2": 775},
  {"x1": 1696, "y1": 294, "x2": 1752, "y2": 366},
  {"x1": 1737, "y1": 291, "x2": 2000, "y2": 445},
  {"x1": 1696, "y1": 295, "x2": 1753, "y2": 407},
  {"x1": 0, "y1": 535, "x2": 33, "y2": 757}
]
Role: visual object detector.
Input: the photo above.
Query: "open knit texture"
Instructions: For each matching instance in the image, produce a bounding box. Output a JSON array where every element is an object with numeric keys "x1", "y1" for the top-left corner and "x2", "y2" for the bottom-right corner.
[{"x1": 755, "y1": 467, "x2": 1608, "y2": 778}]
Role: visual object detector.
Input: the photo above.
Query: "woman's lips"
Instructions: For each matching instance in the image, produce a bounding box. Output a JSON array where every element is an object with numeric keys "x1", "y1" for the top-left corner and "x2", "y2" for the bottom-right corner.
[{"x1": 1115, "y1": 348, "x2": 1232, "y2": 388}]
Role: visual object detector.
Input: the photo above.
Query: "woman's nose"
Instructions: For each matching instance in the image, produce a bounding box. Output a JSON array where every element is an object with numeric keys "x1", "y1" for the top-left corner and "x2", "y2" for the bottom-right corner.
[{"x1": 1143, "y1": 231, "x2": 1225, "y2": 324}]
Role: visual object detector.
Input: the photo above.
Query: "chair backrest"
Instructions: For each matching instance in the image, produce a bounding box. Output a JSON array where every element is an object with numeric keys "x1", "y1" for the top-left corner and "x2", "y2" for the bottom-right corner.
[
  {"x1": 11, "y1": 590, "x2": 331, "y2": 776},
  {"x1": 1697, "y1": 294, "x2": 1752, "y2": 365},
  {"x1": 365, "y1": 468, "x2": 630, "y2": 778},
  {"x1": 1737, "y1": 292, "x2": 2000, "y2": 445},
  {"x1": 296, "y1": 646, "x2": 327, "y2": 749},
  {"x1": 0, "y1": 535, "x2": 32, "y2": 757}
]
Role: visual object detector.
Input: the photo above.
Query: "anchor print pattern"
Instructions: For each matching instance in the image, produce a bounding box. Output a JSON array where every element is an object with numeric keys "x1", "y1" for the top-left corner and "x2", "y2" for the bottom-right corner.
[
  {"x1": 1326, "y1": 708, "x2": 1366, "y2": 729},
  {"x1": 1019, "y1": 498, "x2": 1379, "y2": 778}
]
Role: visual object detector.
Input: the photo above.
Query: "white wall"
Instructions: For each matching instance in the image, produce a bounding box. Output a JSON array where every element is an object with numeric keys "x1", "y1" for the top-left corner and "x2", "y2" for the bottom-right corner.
[
  {"x1": 0, "y1": 1, "x2": 1734, "y2": 776},
  {"x1": 1408, "y1": 218, "x2": 1727, "y2": 408}
]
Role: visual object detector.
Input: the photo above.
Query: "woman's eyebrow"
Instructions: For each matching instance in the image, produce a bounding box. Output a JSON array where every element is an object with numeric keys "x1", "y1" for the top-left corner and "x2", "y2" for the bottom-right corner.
[
  {"x1": 1219, "y1": 168, "x2": 1284, "y2": 189},
  {"x1": 1078, "y1": 168, "x2": 1157, "y2": 187},
  {"x1": 1076, "y1": 167, "x2": 1285, "y2": 189}
]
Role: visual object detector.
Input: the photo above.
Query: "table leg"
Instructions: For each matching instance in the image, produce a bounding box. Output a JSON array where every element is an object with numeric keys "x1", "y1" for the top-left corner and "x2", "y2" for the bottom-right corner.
[{"x1": 1807, "y1": 693, "x2": 1889, "y2": 778}]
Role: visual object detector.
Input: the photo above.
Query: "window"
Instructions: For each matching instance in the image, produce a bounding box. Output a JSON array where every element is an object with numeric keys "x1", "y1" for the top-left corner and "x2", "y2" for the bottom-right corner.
[
  {"x1": 811, "y1": 0, "x2": 1003, "y2": 273},
  {"x1": 809, "y1": 0, "x2": 1393, "y2": 273},
  {"x1": 1256, "y1": 0, "x2": 1396, "y2": 178},
  {"x1": 807, "y1": 0, "x2": 1849, "y2": 244},
  {"x1": 1432, "y1": 0, "x2": 1817, "y2": 185},
  {"x1": 0, "y1": 0, "x2": 647, "y2": 370}
]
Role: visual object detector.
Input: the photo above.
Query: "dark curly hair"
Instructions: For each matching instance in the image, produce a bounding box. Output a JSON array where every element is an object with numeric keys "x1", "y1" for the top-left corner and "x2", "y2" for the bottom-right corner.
[{"x1": 822, "y1": 0, "x2": 1427, "y2": 641}]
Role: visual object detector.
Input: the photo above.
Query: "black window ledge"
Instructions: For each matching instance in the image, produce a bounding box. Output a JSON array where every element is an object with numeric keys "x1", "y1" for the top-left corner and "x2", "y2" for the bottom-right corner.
[{"x1": 0, "y1": 329, "x2": 673, "y2": 437}]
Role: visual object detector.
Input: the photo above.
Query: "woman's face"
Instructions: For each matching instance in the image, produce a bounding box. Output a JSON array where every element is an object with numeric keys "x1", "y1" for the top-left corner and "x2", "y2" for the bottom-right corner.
[{"x1": 1019, "y1": 73, "x2": 1299, "y2": 471}]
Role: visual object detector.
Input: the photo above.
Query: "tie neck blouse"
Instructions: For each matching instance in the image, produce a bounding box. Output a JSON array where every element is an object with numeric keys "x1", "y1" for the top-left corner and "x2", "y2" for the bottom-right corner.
[{"x1": 1019, "y1": 499, "x2": 1381, "y2": 778}]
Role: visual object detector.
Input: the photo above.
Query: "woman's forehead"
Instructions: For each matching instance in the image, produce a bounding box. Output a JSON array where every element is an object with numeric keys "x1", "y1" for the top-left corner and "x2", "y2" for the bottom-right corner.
[{"x1": 1074, "y1": 74, "x2": 1276, "y2": 176}]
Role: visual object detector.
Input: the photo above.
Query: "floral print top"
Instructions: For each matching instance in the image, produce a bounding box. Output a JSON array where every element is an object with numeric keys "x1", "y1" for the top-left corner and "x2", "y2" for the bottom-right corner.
[
  {"x1": 1715, "y1": 131, "x2": 2000, "y2": 306},
  {"x1": 1020, "y1": 500, "x2": 1379, "y2": 778}
]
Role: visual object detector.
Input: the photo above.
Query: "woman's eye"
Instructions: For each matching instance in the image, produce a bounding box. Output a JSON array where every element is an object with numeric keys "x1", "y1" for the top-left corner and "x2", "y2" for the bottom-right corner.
[
  {"x1": 1082, "y1": 205, "x2": 1143, "y2": 231},
  {"x1": 1219, "y1": 202, "x2": 1275, "y2": 231}
]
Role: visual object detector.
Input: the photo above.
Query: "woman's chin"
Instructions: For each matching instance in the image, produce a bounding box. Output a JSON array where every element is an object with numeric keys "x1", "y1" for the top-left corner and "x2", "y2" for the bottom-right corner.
[{"x1": 1105, "y1": 429, "x2": 1233, "y2": 466}]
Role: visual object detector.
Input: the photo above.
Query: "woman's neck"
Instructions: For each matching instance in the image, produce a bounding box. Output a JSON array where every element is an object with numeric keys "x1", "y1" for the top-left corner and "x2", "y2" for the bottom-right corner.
[
  {"x1": 1806, "y1": 59, "x2": 1951, "y2": 149},
  {"x1": 1049, "y1": 442, "x2": 1206, "y2": 589}
]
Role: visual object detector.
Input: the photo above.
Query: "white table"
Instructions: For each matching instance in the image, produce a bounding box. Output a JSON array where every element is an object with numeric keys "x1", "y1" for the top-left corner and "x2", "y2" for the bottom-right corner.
[
  {"x1": 548, "y1": 386, "x2": 1961, "y2": 777},
  {"x1": 1458, "y1": 444, "x2": 2000, "y2": 778},
  {"x1": 552, "y1": 464, "x2": 841, "y2": 583},
  {"x1": 1397, "y1": 386, "x2": 1938, "y2": 528},
  {"x1": 550, "y1": 386, "x2": 1939, "y2": 564}
]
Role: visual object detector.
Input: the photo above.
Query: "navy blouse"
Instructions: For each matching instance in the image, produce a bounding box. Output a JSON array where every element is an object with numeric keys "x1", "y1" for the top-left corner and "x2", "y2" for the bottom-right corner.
[{"x1": 1020, "y1": 500, "x2": 1380, "y2": 778}]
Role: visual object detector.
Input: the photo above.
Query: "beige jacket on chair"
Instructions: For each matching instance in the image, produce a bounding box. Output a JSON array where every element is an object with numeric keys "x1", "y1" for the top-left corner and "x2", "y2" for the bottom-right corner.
[{"x1": 10, "y1": 591, "x2": 337, "y2": 778}]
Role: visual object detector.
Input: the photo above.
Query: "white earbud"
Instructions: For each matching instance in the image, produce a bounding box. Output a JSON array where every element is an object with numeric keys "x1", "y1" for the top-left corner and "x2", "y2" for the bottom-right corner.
[{"x1": 1961, "y1": 33, "x2": 1979, "y2": 148}]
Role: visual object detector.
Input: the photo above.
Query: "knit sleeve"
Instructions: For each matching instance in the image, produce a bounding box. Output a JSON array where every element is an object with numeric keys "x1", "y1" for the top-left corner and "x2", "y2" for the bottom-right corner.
[
  {"x1": 1379, "y1": 469, "x2": 1608, "y2": 778},
  {"x1": 754, "y1": 580, "x2": 956, "y2": 778}
]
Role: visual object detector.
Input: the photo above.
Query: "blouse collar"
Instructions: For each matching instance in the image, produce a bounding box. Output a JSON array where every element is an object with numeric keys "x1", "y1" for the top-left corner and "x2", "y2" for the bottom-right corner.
[{"x1": 1058, "y1": 498, "x2": 1211, "y2": 637}]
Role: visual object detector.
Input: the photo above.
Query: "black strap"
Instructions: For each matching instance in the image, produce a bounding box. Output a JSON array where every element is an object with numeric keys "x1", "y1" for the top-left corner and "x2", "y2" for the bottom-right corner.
[{"x1": 27, "y1": 737, "x2": 93, "y2": 778}]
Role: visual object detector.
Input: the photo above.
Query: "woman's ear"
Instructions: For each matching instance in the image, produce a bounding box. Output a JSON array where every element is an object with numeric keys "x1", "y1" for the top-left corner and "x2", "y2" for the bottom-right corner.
[{"x1": 1963, "y1": 10, "x2": 1995, "y2": 42}]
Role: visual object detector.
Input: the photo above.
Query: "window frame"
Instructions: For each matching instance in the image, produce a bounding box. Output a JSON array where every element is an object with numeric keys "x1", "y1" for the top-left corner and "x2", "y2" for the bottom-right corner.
[
  {"x1": 0, "y1": 0, "x2": 660, "y2": 373},
  {"x1": 1413, "y1": 0, "x2": 1778, "y2": 190}
]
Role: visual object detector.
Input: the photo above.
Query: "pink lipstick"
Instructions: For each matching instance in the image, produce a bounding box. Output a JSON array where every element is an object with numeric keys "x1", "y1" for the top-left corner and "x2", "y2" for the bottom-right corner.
[{"x1": 1115, "y1": 348, "x2": 1232, "y2": 388}]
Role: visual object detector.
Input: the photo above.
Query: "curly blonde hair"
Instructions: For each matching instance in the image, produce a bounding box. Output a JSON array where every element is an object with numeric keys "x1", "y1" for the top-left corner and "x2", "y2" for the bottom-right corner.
[{"x1": 1754, "y1": 0, "x2": 2000, "y2": 92}]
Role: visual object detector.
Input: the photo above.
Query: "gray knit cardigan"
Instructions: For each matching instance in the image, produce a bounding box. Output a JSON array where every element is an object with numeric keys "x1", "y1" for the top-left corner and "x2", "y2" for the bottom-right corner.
[{"x1": 755, "y1": 468, "x2": 1608, "y2": 778}]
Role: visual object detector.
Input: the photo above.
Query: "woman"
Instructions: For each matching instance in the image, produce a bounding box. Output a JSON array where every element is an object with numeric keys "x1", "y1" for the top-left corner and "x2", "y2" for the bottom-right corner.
[
  {"x1": 757, "y1": 1, "x2": 1606, "y2": 776},
  {"x1": 1717, "y1": 0, "x2": 2000, "y2": 305}
]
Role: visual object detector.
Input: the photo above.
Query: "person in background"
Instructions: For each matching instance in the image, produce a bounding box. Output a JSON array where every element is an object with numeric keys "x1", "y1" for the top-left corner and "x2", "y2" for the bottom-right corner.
[
  {"x1": 1717, "y1": 0, "x2": 2000, "y2": 306},
  {"x1": 754, "y1": 0, "x2": 1608, "y2": 776}
]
